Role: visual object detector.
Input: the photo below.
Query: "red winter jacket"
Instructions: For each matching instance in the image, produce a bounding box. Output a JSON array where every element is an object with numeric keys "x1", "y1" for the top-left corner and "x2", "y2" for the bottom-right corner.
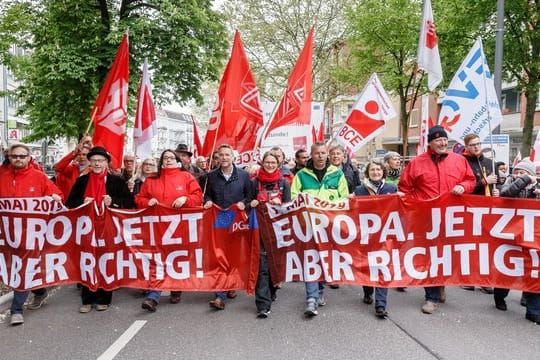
[
  {"x1": 0, "y1": 165, "x2": 63, "y2": 200},
  {"x1": 399, "y1": 149, "x2": 475, "y2": 200},
  {"x1": 135, "y1": 167, "x2": 203, "y2": 208}
]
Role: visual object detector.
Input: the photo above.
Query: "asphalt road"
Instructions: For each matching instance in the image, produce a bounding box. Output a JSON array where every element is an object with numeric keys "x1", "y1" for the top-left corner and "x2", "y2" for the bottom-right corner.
[{"x1": 0, "y1": 283, "x2": 538, "y2": 360}]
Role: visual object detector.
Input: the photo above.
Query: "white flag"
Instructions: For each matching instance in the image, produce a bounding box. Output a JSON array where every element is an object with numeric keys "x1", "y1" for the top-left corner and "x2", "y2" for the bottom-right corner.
[
  {"x1": 133, "y1": 59, "x2": 157, "y2": 161},
  {"x1": 438, "y1": 38, "x2": 503, "y2": 144},
  {"x1": 334, "y1": 74, "x2": 397, "y2": 153},
  {"x1": 417, "y1": 0, "x2": 443, "y2": 91}
]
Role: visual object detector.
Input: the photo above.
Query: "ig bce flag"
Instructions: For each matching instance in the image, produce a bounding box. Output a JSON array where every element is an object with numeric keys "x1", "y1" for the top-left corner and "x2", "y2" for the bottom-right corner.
[
  {"x1": 334, "y1": 73, "x2": 396, "y2": 153},
  {"x1": 438, "y1": 38, "x2": 502, "y2": 144}
]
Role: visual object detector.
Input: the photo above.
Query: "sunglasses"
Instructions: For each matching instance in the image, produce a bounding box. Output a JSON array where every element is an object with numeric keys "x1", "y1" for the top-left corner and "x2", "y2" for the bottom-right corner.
[{"x1": 9, "y1": 154, "x2": 29, "y2": 159}]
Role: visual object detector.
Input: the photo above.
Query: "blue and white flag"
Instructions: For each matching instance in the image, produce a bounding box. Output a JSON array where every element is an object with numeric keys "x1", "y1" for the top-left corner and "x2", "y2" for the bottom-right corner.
[{"x1": 438, "y1": 38, "x2": 503, "y2": 144}]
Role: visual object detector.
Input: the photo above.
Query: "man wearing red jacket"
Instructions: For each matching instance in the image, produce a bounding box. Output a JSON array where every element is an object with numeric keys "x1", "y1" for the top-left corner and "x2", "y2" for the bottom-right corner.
[
  {"x1": 399, "y1": 125, "x2": 476, "y2": 315},
  {"x1": 0, "y1": 144, "x2": 63, "y2": 326}
]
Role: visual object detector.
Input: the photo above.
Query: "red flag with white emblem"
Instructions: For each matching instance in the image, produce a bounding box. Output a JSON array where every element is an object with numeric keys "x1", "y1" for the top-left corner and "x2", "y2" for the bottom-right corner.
[
  {"x1": 133, "y1": 58, "x2": 156, "y2": 161},
  {"x1": 333, "y1": 73, "x2": 397, "y2": 153},
  {"x1": 91, "y1": 33, "x2": 129, "y2": 169},
  {"x1": 263, "y1": 27, "x2": 313, "y2": 138},
  {"x1": 201, "y1": 30, "x2": 263, "y2": 166},
  {"x1": 417, "y1": 0, "x2": 443, "y2": 91}
]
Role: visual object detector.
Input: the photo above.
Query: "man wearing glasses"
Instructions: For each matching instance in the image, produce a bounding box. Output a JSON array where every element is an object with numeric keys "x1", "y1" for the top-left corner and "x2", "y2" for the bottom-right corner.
[
  {"x1": 0, "y1": 144, "x2": 64, "y2": 326},
  {"x1": 461, "y1": 133, "x2": 498, "y2": 294}
]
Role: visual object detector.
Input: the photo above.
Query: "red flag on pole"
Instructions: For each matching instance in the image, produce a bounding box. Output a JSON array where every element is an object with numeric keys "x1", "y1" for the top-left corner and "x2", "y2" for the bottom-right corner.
[
  {"x1": 133, "y1": 58, "x2": 156, "y2": 161},
  {"x1": 91, "y1": 33, "x2": 129, "y2": 169},
  {"x1": 201, "y1": 30, "x2": 263, "y2": 166},
  {"x1": 191, "y1": 115, "x2": 203, "y2": 158},
  {"x1": 263, "y1": 27, "x2": 314, "y2": 137},
  {"x1": 417, "y1": 0, "x2": 443, "y2": 91}
]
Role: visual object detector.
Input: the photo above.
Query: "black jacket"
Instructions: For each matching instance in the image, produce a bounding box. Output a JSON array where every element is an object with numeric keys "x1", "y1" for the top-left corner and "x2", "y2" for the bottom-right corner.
[
  {"x1": 66, "y1": 173, "x2": 135, "y2": 209},
  {"x1": 203, "y1": 165, "x2": 253, "y2": 208},
  {"x1": 464, "y1": 153, "x2": 495, "y2": 195}
]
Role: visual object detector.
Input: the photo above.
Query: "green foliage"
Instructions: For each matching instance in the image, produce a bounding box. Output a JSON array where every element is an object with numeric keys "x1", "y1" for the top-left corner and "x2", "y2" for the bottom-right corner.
[
  {"x1": 222, "y1": 0, "x2": 347, "y2": 101},
  {"x1": 0, "y1": 0, "x2": 227, "y2": 142}
]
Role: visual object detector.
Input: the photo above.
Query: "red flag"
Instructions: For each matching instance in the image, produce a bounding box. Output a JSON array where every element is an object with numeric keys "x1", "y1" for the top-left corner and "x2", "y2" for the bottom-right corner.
[
  {"x1": 333, "y1": 73, "x2": 397, "y2": 153},
  {"x1": 201, "y1": 30, "x2": 263, "y2": 166},
  {"x1": 133, "y1": 59, "x2": 156, "y2": 161},
  {"x1": 512, "y1": 150, "x2": 522, "y2": 168},
  {"x1": 91, "y1": 33, "x2": 129, "y2": 169},
  {"x1": 417, "y1": 0, "x2": 443, "y2": 91},
  {"x1": 264, "y1": 27, "x2": 314, "y2": 137},
  {"x1": 311, "y1": 121, "x2": 324, "y2": 142},
  {"x1": 191, "y1": 115, "x2": 203, "y2": 158}
]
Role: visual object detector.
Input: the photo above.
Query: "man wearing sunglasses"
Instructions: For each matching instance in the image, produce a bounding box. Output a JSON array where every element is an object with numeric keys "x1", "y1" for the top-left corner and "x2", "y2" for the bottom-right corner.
[{"x1": 0, "y1": 143, "x2": 64, "y2": 326}]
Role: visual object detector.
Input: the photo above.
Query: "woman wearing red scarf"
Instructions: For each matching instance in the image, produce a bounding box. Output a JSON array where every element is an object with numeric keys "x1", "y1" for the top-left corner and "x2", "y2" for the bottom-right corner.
[
  {"x1": 66, "y1": 146, "x2": 134, "y2": 313},
  {"x1": 136, "y1": 149, "x2": 203, "y2": 312},
  {"x1": 250, "y1": 151, "x2": 291, "y2": 318}
]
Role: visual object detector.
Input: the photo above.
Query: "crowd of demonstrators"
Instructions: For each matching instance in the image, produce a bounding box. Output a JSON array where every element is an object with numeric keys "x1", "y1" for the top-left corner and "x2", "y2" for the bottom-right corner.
[
  {"x1": 136, "y1": 149, "x2": 203, "y2": 312},
  {"x1": 6, "y1": 132, "x2": 540, "y2": 326},
  {"x1": 496, "y1": 159, "x2": 540, "y2": 323},
  {"x1": 353, "y1": 158, "x2": 397, "y2": 318},
  {"x1": 132, "y1": 157, "x2": 157, "y2": 196},
  {"x1": 291, "y1": 142, "x2": 349, "y2": 317},
  {"x1": 66, "y1": 146, "x2": 134, "y2": 313},
  {"x1": 292, "y1": 148, "x2": 309, "y2": 174},
  {"x1": 203, "y1": 144, "x2": 254, "y2": 310},
  {"x1": 460, "y1": 134, "x2": 498, "y2": 294},
  {"x1": 0, "y1": 144, "x2": 64, "y2": 325},
  {"x1": 399, "y1": 125, "x2": 476, "y2": 315},
  {"x1": 250, "y1": 151, "x2": 291, "y2": 318},
  {"x1": 54, "y1": 137, "x2": 93, "y2": 198}
]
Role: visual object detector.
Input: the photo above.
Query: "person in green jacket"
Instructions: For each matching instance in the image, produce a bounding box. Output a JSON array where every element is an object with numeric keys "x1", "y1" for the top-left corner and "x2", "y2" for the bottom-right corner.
[{"x1": 291, "y1": 142, "x2": 349, "y2": 317}]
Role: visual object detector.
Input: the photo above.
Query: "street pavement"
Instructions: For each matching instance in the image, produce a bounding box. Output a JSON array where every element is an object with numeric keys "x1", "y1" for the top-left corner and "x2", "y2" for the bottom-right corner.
[{"x1": 0, "y1": 283, "x2": 539, "y2": 360}]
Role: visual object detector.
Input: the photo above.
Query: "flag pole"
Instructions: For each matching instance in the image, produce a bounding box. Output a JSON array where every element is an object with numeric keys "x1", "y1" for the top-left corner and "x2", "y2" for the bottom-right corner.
[
  {"x1": 478, "y1": 37, "x2": 496, "y2": 175},
  {"x1": 85, "y1": 107, "x2": 98, "y2": 136}
]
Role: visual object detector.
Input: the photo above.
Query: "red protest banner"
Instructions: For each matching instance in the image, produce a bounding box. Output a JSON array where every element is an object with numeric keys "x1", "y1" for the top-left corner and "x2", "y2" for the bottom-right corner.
[
  {"x1": 256, "y1": 193, "x2": 540, "y2": 292},
  {"x1": 0, "y1": 199, "x2": 259, "y2": 294}
]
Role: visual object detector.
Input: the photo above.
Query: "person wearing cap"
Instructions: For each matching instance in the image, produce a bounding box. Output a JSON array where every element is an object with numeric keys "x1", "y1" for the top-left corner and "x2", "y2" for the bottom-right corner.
[
  {"x1": 0, "y1": 143, "x2": 64, "y2": 326},
  {"x1": 66, "y1": 146, "x2": 134, "y2": 313},
  {"x1": 461, "y1": 133, "x2": 498, "y2": 294},
  {"x1": 175, "y1": 144, "x2": 202, "y2": 175},
  {"x1": 494, "y1": 159, "x2": 540, "y2": 324},
  {"x1": 399, "y1": 125, "x2": 476, "y2": 314}
]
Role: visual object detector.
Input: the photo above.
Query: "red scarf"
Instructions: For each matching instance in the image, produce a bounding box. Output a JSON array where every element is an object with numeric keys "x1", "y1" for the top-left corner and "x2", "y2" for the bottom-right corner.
[
  {"x1": 257, "y1": 167, "x2": 281, "y2": 184},
  {"x1": 84, "y1": 170, "x2": 107, "y2": 204}
]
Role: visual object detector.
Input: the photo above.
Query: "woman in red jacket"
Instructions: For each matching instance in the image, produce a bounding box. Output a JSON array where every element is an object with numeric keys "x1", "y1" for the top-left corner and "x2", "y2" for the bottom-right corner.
[{"x1": 136, "y1": 149, "x2": 203, "y2": 312}]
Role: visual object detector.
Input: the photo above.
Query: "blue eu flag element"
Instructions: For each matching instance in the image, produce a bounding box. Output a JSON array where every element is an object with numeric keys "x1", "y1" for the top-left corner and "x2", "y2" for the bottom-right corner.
[{"x1": 214, "y1": 209, "x2": 236, "y2": 229}]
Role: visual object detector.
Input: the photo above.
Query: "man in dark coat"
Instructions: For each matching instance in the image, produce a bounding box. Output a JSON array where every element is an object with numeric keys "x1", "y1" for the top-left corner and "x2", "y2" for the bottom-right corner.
[{"x1": 203, "y1": 144, "x2": 253, "y2": 310}]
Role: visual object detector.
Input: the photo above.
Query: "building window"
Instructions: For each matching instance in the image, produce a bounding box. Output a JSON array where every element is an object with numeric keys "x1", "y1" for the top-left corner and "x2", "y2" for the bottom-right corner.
[{"x1": 501, "y1": 88, "x2": 520, "y2": 114}]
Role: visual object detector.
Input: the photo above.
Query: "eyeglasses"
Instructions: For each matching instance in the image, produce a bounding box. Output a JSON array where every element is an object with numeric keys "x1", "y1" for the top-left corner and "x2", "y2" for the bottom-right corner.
[
  {"x1": 467, "y1": 142, "x2": 482, "y2": 147},
  {"x1": 9, "y1": 154, "x2": 29, "y2": 159},
  {"x1": 90, "y1": 158, "x2": 107, "y2": 163},
  {"x1": 163, "y1": 156, "x2": 176, "y2": 161},
  {"x1": 143, "y1": 162, "x2": 155, "y2": 166}
]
